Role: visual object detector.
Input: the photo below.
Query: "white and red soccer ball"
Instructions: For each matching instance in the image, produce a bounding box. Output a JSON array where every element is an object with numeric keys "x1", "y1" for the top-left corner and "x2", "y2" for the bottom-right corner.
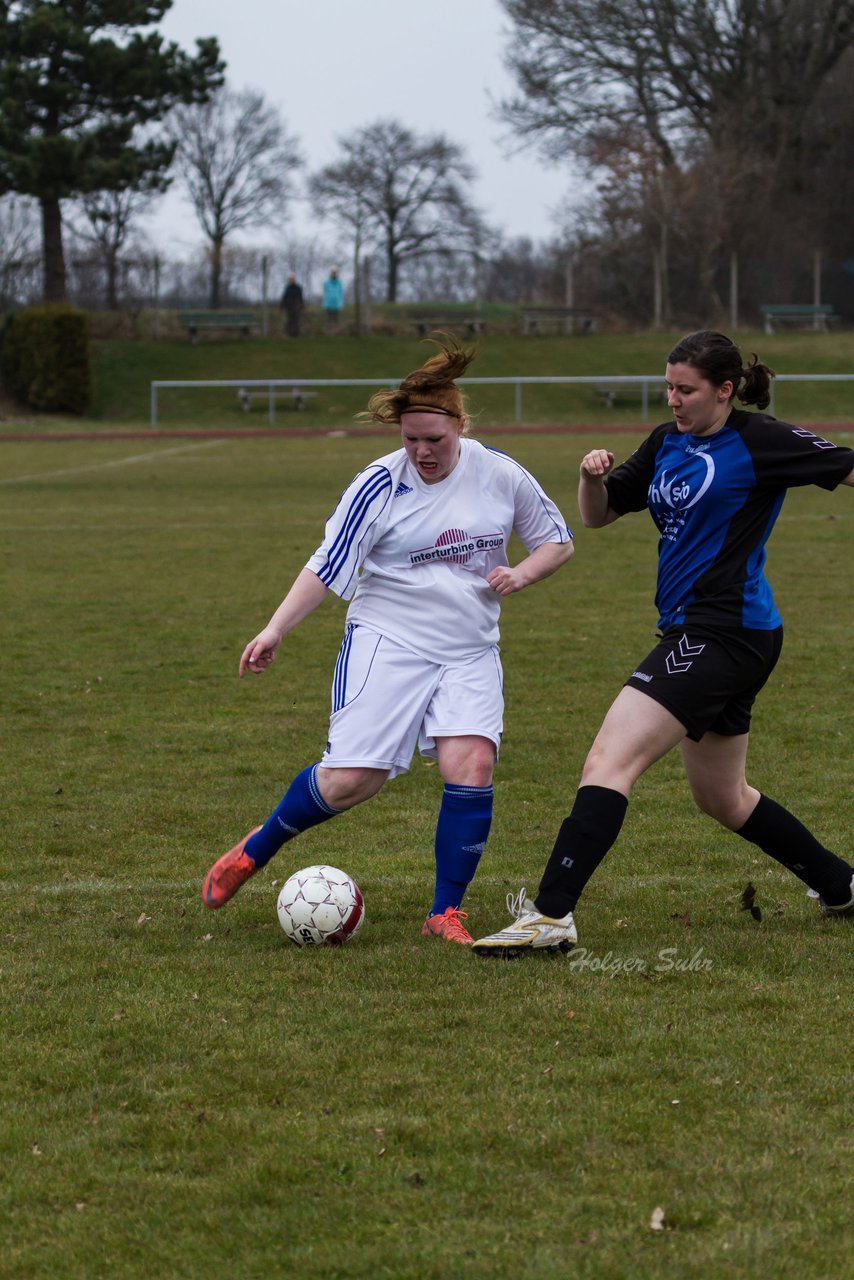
[{"x1": 276, "y1": 864, "x2": 364, "y2": 947}]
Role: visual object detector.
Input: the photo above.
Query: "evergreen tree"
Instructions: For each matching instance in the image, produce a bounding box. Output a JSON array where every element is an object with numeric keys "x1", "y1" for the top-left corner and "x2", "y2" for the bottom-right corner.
[{"x1": 0, "y1": 1, "x2": 224, "y2": 300}]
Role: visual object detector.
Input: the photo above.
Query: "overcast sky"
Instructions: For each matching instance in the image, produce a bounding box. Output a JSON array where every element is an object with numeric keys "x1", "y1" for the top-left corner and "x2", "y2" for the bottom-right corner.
[{"x1": 152, "y1": 0, "x2": 580, "y2": 256}]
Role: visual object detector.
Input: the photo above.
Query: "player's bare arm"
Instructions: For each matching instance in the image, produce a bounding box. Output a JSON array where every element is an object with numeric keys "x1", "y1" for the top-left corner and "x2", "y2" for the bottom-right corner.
[
  {"x1": 240, "y1": 568, "x2": 330, "y2": 676},
  {"x1": 578, "y1": 448, "x2": 620, "y2": 528},
  {"x1": 843, "y1": 465, "x2": 854, "y2": 487},
  {"x1": 487, "y1": 539, "x2": 573, "y2": 596}
]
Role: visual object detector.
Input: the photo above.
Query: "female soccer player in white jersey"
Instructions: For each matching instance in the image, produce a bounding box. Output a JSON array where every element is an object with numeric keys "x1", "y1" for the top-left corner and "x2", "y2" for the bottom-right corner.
[
  {"x1": 474, "y1": 330, "x2": 854, "y2": 957},
  {"x1": 203, "y1": 341, "x2": 574, "y2": 942}
]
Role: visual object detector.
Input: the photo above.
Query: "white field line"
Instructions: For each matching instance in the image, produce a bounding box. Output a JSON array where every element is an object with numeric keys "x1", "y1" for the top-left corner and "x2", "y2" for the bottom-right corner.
[
  {"x1": 0, "y1": 520, "x2": 289, "y2": 532},
  {"x1": 0, "y1": 872, "x2": 686, "y2": 897},
  {"x1": 0, "y1": 438, "x2": 227, "y2": 486},
  {"x1": 0, "y1": 878, "x2": 205, "y2": 894},
  {"x1": 0, "y1": 875, "x2": 404, "y2": 895}
]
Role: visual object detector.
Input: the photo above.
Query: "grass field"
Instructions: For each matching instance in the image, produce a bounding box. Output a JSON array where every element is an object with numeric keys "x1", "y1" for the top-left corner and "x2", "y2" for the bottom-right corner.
[
  {"x1": 1, "y1": 400, "x2": 852, "y2": 1275},
  {"x1": 4, "y1": 327, "x2": 854, "y2": 432}
]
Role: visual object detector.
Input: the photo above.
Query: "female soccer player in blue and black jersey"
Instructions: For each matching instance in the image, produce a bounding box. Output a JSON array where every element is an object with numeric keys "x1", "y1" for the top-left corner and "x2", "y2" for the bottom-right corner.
[{"x1": 474, "y1": 330, "x2": 854, "y2": 956}]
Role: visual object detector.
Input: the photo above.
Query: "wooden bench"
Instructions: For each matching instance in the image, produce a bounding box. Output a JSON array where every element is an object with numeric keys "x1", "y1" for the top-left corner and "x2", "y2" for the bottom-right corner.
[
  {"x1": 237, "y1": 387, "x2": 317, "y2": 412},
  {"x1": 593, "y1": 381, "x2": 666, "y2": 409},
  {"x1": 178, "y1": 312, "x2": 260, "y2": 342},
  {"x1": 759, "y1": 304, "x2": 837, "y2": 334},
  {"x1": 521, "y1": 306, "x2": 595, "y2": 335},
  {"x1": 407, "y1": 313, "x2": 485, "y2": 337}
]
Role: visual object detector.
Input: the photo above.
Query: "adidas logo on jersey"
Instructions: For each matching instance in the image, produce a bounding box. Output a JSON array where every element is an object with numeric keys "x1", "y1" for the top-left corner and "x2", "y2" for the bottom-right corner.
[{"x1": 394, "y1": 482, "x2": 413, "y2": 497}]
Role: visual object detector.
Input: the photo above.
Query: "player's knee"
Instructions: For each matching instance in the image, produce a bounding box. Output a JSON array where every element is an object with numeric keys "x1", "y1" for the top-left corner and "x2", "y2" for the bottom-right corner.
[
  {"x1": 438, "y1": 737, "x2": 495, "y2": 786},
  {"x1": 580, "y1": 736, "x2": 623, "y2": 788},
  {"x1": 690, "y1": 786, "x2": 743, "y2": 829},
  {"x1": 318, "y1": 766, "x2": 387, "y2": 809}
]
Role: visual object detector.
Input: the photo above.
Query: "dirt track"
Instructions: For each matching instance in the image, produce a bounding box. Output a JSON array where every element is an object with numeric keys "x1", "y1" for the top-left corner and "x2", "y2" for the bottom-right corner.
[{"x1": 0, "y1": 423, "x2": 669, "y2": 443}]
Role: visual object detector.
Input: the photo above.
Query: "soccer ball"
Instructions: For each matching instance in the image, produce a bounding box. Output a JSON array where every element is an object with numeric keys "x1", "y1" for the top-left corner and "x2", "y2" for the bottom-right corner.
[{"x1": 276, "y1": 865, "x2": 364, "y2": 947}]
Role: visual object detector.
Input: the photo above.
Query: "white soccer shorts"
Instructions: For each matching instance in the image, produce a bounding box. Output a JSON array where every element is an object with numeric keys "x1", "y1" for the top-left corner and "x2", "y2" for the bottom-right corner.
[{"x1": 321, "y1": 624, "x2": 504, "y2": 778}]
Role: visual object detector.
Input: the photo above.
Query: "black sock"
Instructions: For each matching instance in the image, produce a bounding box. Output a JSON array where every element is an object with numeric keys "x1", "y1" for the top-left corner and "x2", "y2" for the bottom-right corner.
[
  {"x1": 736, "y1": 794, "x2": 853, "y2": 902},
  {"x1": 535, "y1": 785, "x2": 629, "y2": 918}
]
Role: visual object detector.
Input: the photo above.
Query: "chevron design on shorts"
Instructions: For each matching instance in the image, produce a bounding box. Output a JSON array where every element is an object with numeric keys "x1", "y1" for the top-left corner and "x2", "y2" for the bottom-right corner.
[{"x1": 665, "y1": 632, "x2": 706, "y2": 675}]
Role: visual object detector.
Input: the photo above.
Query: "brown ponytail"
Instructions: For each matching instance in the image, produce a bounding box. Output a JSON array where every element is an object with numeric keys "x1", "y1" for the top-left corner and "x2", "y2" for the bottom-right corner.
[{"x1": 360, "y1": 336, "x2": 477, "y2": 425}]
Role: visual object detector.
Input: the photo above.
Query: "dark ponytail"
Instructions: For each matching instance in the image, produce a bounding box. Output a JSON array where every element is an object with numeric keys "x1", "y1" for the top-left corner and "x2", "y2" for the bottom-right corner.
[{"x1": 668, "y1": 330, "x2": 775, "y2": 410}]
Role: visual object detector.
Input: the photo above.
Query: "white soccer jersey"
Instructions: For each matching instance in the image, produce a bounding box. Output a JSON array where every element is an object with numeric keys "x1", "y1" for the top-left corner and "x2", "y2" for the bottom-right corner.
[{"x1": 305, "y1": 437, "x2": 572, "y2": 664}]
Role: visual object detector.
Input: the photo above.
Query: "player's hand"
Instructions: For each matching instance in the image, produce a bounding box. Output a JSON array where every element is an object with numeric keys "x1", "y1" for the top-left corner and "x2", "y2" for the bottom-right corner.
[
  {"x1": 239, "y1": 628, "x2": 282, "y2": 677},
  {"x1": 487, "y1": 565, "x2": 525, "y2": 596},
  {"x1": 580, "y1": 449, "x2": 615, "y2": 478}
]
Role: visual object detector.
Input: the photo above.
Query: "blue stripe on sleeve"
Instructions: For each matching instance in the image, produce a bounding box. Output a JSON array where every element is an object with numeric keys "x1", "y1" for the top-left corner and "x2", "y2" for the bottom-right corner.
[{"x1": 317, "y1": 468, "x2": 392, "y2": 589}]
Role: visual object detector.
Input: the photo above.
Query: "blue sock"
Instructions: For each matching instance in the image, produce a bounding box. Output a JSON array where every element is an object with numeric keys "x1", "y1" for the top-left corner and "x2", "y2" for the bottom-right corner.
[
  {"x1": 431, "y1": 783, "x2": 493, "y2": 915},
  {"x1": 244, "y1": 764, "x2": 342, "y2": 869}
]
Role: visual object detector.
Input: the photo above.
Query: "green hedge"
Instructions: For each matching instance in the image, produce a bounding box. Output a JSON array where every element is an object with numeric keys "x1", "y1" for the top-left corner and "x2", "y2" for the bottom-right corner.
[{"x1": 0, "y1": 304, "x2": 91, "y2": 413}]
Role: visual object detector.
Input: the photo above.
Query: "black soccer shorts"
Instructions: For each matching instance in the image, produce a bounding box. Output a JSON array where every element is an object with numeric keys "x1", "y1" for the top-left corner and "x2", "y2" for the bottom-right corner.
[{"x1": 624, "y1": 623, "x2": 784, "y2": 741}]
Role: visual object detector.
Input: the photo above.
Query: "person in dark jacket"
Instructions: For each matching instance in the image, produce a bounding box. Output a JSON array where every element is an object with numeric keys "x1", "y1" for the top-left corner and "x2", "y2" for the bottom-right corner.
[{"x1": 280, "y1": 273, "x2": 304, "y2": 337}]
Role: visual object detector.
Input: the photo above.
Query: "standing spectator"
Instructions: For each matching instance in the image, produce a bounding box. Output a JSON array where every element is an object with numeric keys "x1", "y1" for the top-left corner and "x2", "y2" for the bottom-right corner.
[
  {"x1": 280, "y1": 273, "x2": 304, "y2": 337},
  {"x1": 322, "y1": 267, "x2": 344, "y2": 328}
]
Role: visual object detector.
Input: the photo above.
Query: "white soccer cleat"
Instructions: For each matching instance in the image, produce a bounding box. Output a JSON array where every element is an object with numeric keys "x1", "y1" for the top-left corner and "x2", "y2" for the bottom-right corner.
[
  {"x1": 810, "y1": 872, "x2": 854, "y2": 918},
  {"x1": 471, "y1": 888, "x2": 577, "y2": 958}
]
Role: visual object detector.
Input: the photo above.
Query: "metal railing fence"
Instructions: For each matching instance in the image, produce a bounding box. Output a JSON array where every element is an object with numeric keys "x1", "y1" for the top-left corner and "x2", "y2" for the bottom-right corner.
[{"x1": 149, "y1": 373, "x2": 854, "y2": 427}]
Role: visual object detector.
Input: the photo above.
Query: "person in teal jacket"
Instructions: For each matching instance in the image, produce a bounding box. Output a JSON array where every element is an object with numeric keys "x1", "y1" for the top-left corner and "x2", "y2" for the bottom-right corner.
[{"x1": 323, "y1": 267, "x2": 344, "y2": 326}]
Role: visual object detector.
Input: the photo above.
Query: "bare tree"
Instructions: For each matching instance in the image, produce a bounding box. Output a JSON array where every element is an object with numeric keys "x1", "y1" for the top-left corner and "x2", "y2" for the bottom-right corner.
[
  {"x1": 171, "y1": 86, "x2": 302, "y2": 308},
  {"x1": 68, "y1": 186, "x2": 160, "y2": 309},
  {"x1": 307, "y1": 156, "x2": 374, "y2": 324},
  {"x1": 500, "y1": 1, "x2": 854, "y2": 176},
  {"x1": 0, "y1": 194, "x2": 41, "y2": 306},
  {"x1": 499, "y1": 1, "x2": 854, "y2": 321},
  {"x1": 310, "y1": 120, "x2": 485, "y2": 302}
]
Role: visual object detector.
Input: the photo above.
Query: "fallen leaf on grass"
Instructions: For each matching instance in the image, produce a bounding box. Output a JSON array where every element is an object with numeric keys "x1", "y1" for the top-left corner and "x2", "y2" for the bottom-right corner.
[
  {"x1": 740, "y1": 883, "x2": 762, "y2": 921},
  {"x1": 136, "y1": 913, "x2": 151, "y2": 926}
]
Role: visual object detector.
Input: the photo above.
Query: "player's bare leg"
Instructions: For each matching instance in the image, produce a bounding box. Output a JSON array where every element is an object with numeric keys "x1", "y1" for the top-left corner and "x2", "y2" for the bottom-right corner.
[
  {"x1": 681, "y1": 731, "x2": 854, "y2": 915},
  {"x1": 473, "y1": 691, "x2": 685, "y2": 956}
]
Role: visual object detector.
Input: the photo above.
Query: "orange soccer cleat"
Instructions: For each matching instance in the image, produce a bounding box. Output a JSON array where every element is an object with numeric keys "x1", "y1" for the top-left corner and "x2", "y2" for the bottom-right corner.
[
  {"x1": 421, "y1": 906, "x2": 474, "y2": 945},
  {"x1": 202, "y1": 828, "x2": 262, "y2": 909}
]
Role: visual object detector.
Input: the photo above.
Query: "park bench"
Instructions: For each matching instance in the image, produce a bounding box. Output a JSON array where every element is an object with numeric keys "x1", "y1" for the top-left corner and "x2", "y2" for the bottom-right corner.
[
  {"x1": 178, "y1": 311, "x2": 260, "y2": 342},
  {"x1": 407, "y1": 311, "x2": 485, "y2": 337},
  {"x1": 237, "y1": 386, "x2": 318, "y2": 412},
  {"x1": 521, "y1": 306, "x2": 595, "y2": 335},
  {"x1": 593, "y1": 381, "x2": 666, "y2": 409},
  {"x1": 759, "y1": 303, "x2": 837, "y2": 334}
]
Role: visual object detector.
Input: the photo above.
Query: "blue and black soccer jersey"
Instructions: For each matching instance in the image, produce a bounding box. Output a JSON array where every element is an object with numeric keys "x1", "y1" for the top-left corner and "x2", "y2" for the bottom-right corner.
[{"x1": 604, "y1": 410, "x2": 854, "y2": 630}]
